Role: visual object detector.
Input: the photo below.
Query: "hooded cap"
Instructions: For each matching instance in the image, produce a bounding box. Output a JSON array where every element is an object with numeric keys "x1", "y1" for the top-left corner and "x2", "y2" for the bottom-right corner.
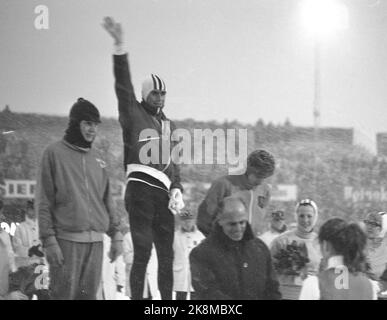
[
  {"x1": 295, "y1": 198, "x2": 319, "y2": 229},
  {"x1": 141, "y1": 74, "x2": 167, "y2": 101}
]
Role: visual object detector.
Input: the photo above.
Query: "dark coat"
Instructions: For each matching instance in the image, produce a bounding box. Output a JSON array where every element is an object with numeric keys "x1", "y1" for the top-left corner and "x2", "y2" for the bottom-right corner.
[{"x1": 189, "y1": 223, "x2": 281, "y2": 300}]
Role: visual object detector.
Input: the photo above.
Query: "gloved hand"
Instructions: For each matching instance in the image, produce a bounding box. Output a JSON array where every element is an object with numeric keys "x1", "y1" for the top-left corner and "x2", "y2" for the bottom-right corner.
[
  {"x1": 28, "y1": 244, "x2": 44, "y2": 258},
  {"x1": 109, "y1": 240, "x2": 123, "y2": 263},
  {"x1": 44, "y1": 243, "x2": 64, "y2": 267},
  {"x1": 168, "y1": 188, "x2": 184, "y2": 215}
]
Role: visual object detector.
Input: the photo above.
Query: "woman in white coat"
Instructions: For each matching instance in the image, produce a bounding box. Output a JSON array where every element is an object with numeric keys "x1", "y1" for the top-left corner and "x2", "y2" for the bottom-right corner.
[{"x1": 173, "y1": 210, "x2": 205, "y2": 300}]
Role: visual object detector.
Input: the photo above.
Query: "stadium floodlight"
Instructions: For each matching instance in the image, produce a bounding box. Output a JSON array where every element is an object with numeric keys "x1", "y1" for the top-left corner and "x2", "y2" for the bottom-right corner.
[
  {"x1": 300, "y1": 0, "x2": 349, "y2": 197},
  {"x1": 300, "y1": 0, "x2": 348, "y2": 38}
]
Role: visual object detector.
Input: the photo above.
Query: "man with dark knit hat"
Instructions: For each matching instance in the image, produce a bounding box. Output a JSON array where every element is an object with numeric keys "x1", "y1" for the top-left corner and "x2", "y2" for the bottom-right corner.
[
  {"x1": 36, "y1": 98, "x2": 123, "y2": 300},
  {"x1": 102, "y1": 17, "x2": 183, "y2": 300},
  {"x1": 197, "y1": 149, "x2": 275, "y2": 237}
]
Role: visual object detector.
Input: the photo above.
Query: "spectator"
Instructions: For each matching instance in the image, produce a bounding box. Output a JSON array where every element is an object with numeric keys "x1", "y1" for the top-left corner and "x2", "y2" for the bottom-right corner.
[
  {"x1": 271, "y1": 199, "x2": 322, "y2": 300},
  {"x1": 12, "y1": 200, "x2": 44, "y2": 268},
  {"x1": 190, "y1": 196, "x2": 281, "y2": 300},
  {"x1": 0, "y1": 218, "x2": 27, "y2": 300},
  {"x1": 36, "y1": 98, "x2": 123, "y2": 300},
  {"x1": 300, "y1": 218, "x2": 379, "y2": 299},
  {"x1": 197, "y1": 149, "x2": 275, "y2": 237},
  {"x1": 363, "y1": 211, "x2": 387, "y2": 280},
  {"x1": 122, "y1": 226, "x2": 133, "y2": 299},
  {"x1": 260, "y1": 209, "x2": 287, "y2": 248},
  {"x1": 173, "y1": 209, "x2": 205, "y2": 300}
]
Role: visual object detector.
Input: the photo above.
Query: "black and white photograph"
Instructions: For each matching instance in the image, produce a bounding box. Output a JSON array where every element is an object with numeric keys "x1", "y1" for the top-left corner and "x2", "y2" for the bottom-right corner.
[{"x1": 1, "y1": 0, "x2": 387, "y2": 304}]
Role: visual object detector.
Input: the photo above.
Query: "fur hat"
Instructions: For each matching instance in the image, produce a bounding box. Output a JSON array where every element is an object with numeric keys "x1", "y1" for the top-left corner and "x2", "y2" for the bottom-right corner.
[{"x1": 141, "y1": 74, "x2": 166, "y2": 101}]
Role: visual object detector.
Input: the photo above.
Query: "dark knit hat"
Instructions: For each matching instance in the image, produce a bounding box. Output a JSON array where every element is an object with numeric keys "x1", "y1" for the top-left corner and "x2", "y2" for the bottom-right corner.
[{"x1": 69, "y1": 98, "x2": 101, "y2": 123}]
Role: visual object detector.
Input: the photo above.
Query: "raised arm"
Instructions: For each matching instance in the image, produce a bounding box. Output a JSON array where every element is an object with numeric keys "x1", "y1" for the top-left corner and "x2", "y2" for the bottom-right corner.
[{"x1": 102, "y1": 16, "x2": 137, "y2": 127}]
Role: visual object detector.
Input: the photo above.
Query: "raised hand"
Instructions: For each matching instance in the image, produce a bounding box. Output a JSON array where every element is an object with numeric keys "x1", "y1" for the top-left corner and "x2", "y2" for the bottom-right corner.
[{"x1": 102, "y1": 16, "x2": 123, "y2": 45}]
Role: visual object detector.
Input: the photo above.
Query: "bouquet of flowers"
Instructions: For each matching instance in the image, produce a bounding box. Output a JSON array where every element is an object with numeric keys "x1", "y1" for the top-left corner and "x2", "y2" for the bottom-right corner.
[{"x1": 273, "y1": 240, "x2": 310, "y2": 277}]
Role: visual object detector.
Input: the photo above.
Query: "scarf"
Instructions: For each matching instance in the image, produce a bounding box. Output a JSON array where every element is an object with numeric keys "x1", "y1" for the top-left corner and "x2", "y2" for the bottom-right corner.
[{"x1": 295, "y1": 227, "x2": 316, "y2": 240}]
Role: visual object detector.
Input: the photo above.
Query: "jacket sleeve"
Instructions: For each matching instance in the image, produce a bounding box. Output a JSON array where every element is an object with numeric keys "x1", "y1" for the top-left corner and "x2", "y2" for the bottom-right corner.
[
  {"x1": 36, "y1": 147, "x2": 57, "y2": 247},
  {"x1": 197, "y1": 178, "x2": 230, "y2": 236},
  {"x1": 169, "y1": 120, "x2": 183, "y2": 191},
  {"x1": 189, "y1": 247, "x2": 232, "y2": 300},
  {"x1": 103, "y1": 179, "x2": 123, "y2": 241},
  {"x1": 113, "y1": 54, "x2": 137, "y2": 129},
  {"x1": 262, "y1": 243, "x2": 282, "y2": 300}
]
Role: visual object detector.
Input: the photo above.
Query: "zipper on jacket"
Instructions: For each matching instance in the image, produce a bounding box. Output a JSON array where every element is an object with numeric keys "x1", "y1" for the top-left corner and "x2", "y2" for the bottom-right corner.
[
  {"x1": 248, "y1": 190, "x2": 254, "y2": 224},
  {"x1": 82, "y1": 154, "x2": 91, "y2": 234}
]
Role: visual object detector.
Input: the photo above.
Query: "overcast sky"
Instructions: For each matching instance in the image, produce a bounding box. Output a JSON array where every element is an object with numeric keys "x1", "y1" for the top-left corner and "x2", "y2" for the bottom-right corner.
[{"x1": 0, "y1": 0, "x2": 386, "y2": 150}]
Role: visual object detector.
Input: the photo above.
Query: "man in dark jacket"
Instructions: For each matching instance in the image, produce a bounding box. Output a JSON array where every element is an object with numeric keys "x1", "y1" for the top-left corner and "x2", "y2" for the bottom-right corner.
[
  {"x1": 190, "y1": 196, "x2": 281, "y2": 300},
  {"x1": 103, "y1": 17, "x2": 184, "y2": 300},
  {"x1": 197, "y1": 149, "x2": 275, "y2": 237}
]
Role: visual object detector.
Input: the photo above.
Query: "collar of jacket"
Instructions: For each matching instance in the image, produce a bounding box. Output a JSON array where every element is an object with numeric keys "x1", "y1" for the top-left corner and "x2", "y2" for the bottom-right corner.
[
  {"x1": 62, "y1": 139, "x2": 91, "y2": 153},
  {"x1": 210, "y1": 222, "x2": 255, "y2": 250},
  {"x1": 228, "y1": 174, "x2": 256, "y2": 191}
]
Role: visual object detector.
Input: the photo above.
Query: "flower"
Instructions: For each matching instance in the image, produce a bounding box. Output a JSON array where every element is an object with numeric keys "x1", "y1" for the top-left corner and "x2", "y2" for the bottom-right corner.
[{"x1": 273, "y1": 240, "x2": 310, "y2": 276}]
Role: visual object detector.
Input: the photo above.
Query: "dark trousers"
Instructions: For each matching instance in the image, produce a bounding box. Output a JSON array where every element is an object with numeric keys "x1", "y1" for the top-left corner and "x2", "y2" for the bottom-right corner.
[
  {"x1": 125, "y1": 181, "x2": 174, "y2": 300},
  {"x1": 49, "y1": 239, "x2": 103, "y2": 300}
]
